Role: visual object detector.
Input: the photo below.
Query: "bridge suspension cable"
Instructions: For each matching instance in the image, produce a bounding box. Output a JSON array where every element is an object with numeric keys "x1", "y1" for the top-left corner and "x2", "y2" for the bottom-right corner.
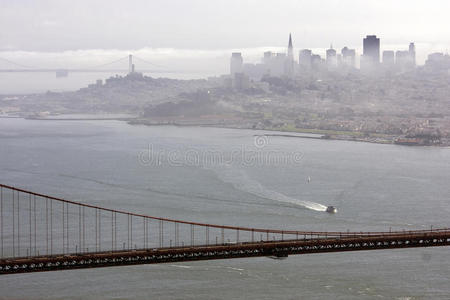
[
  {"x1": 132, "y1": 55, "x2": 167, "y2": 69},
  {"x1": 80, "y1": 55, "x2": 130, "y2": 70},
  {"x1": 0, "y1": 57, "x2": 38, "y2": 69},
  {"x1": 0, "y1": 54, "x2": 166, "y2": 72}
]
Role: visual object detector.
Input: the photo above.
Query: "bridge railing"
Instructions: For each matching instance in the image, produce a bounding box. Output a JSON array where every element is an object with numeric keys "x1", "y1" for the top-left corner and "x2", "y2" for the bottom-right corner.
[{"x1": 0, "y1": 184, "x2": 447, "y2": 259}]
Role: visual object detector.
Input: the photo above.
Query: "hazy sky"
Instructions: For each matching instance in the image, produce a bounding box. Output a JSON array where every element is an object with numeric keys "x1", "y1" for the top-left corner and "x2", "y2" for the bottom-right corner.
[{"x1": 1, "y1": 0, "x2": 450, "y2": 70}]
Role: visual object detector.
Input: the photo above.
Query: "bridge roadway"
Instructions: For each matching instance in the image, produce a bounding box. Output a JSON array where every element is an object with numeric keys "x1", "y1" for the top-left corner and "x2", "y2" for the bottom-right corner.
[
  {"x1": 1, "y1": 229, "x2": 449, "y2": 274},
  {"x1": 0, "y1": 69, "x2": 170, "y2": 73}
]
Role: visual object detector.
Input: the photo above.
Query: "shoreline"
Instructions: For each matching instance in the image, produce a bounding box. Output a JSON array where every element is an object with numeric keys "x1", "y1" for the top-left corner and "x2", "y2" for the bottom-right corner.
[
  {"x1": 127, "y1": 119, "x2": 446, "y2": 147},
  {"x1": 2, "y1": 115, "x2": 447, "y2": 147}
]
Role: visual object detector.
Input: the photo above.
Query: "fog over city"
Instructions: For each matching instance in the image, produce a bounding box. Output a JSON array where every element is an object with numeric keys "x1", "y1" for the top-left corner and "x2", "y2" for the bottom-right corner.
[
  {"x1": 2, "y1": 0, "x2": 450, "y2": 72},
  {"x1": 1, "y1": 0, "x2": 450, "y2": 147}
]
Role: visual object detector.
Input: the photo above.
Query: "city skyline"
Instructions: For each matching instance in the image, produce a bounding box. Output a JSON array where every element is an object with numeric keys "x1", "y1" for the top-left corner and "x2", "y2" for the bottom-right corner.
[
  {"x1": 2, "y1": 0, "x2": 450, "y2": 74},
  {"x1": 0, "y1": 36, "x2": 447, "y2": 74},
  {"x1": 229, "y1": 34, "x2": 440, "y2": 76}
]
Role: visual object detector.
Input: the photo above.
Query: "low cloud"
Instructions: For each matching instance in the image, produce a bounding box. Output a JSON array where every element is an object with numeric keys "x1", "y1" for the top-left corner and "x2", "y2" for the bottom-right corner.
[{"x1": 1, "y1": 43, "x2": 449, "y2": 75}]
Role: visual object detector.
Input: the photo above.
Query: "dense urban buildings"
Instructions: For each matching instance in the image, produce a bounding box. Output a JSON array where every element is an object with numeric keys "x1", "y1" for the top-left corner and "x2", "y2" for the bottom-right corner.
[
  {"x1": 221, "y1": 34, "x2": 450, "y2": 146},
  {"x1": 3, "y1": 32, "x2": 450, "y2": 148},
  {"x1": 227, "y1": 34, "x2": 444, "y2": 79}
]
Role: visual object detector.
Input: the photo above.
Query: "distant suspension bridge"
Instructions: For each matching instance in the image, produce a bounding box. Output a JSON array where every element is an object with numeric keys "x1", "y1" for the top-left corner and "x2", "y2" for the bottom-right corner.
[
  {"x1": 0, "y1": 183, "x2": 449, "y2": 275},
  {"x1": 0, "y1": 55, "x2": 171, "y2": 76}
]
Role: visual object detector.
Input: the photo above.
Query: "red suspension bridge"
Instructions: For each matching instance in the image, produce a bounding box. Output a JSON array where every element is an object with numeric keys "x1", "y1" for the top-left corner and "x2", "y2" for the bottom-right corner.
[{"x1": 0, "y1": 183, "x2": 449, "y2": 275}]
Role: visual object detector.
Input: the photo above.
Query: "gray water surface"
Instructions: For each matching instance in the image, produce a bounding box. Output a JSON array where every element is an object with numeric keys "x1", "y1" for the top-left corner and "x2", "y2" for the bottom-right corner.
[{"x1": 0, "y1": 118, "x2": 449, "y2": 299}]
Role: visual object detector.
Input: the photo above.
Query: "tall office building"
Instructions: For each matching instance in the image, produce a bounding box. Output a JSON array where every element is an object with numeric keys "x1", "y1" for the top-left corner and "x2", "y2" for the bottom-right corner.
[
  {"x1": 425, "y1": 52, "x2": 450, "y2": 72},
  {"x1": 362, "y1": 35, "x2": 380, "y2": 69},
  {"x1": 299, "y1": 49, "x2": 312, "y2": 69},
  {"x1": 287, "y1": 34, "x2": 294, "y2": 61},
  {"x1": 326, "y1": 45, "x2": 337, "y2": 68},
  {"x1": 275, "y1": 53, "x2": 287, "y2": 76},
  {"x1": 230, "y1": 52, "x2": 243, "y2": 76},
  {"x1": 311, "y1": 54, "x2": 323, "y2": 70},
  {"x1": 409, "y1": 42, "x2": 416, "y2": 66},
  {"x1": 341, "y1": 47, "x2": 356, "y2": 68},
  {"x1": 128, "y1": 54, "x2": 134, "y2": 74},
  {"x1": 285, "y1": 33, "x2": 295, "y2": 77},
  {"x1": 262, "y1": 51, "x2": 286, "y2": 76}
]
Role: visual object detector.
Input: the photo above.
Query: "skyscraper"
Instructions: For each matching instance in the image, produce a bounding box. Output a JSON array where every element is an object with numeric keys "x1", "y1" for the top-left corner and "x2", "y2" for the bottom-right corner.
[
  {"x1": 230, "y1": 52, "x2": 243, "y2": 76},
  {"x1": 311, "y1": 54, "x2": 323, "y2": 70},
  {"x1": 362, "y1": 35, "x2": 380, "y2": 68},
  {"x1": 341, "y1": 47, "x2": 356, "y2": 68},
  {"x1": 394, "y1": 43, "x2": 416, "y2": 70},
  {"x1": 299, "y1": 49, "x2": 312, "y2": 69},
  {"x1": 285, "y1": 33, "x2": 294, "y2": 77},
  {"x1": 409, "y1": 42, "x2": 416, "y2": 66},
  {"x1": 326, "y1": 45, "x2": 337, "y2": 68},
  {"x1": 262, "y1": 51, "x2": 286, "y2": 76},
  {"x1": 128, "y1": 54, "x2": 133, "y2": 74},
  {"x1": 287, "y1": 33, "x2": 294, "y2": 61}
]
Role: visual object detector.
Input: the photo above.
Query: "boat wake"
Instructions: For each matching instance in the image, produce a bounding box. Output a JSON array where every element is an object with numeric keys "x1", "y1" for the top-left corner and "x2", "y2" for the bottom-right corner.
[{"x1": 211, "y1": 165, "x2": 327, "y2": 212}]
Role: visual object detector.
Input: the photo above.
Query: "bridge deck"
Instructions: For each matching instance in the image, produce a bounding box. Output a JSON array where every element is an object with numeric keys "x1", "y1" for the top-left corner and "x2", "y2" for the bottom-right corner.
[{"x1": 2, "y1": 230, "x2": 449, "y2": 274}]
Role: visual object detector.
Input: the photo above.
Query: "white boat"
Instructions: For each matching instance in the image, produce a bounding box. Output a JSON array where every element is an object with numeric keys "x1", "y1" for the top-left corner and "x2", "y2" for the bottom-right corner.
[{"x1": 326, "y1": 206, "x2": 337, "y2": 213}]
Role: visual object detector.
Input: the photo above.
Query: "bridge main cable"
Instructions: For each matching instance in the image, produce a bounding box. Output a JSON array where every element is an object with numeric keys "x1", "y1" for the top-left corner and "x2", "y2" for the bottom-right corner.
[{"x1": 0, "y1": 183, "x2": 447, "y2": 238}]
